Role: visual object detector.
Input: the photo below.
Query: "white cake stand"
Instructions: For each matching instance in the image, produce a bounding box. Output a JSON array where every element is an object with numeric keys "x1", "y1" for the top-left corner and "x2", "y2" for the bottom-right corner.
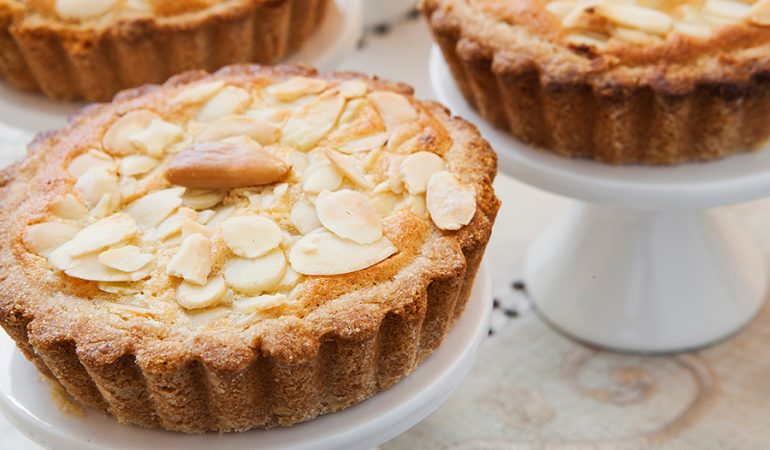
[
  {"x1": 0, "y1": 0, "x2": 363, "y2": 135},
  {"x1": 0, "y1": 264, "x2": 490, "y2": 450},
  {"x1": 431, "y1": 47, "x2": 769, "y2": 354}
]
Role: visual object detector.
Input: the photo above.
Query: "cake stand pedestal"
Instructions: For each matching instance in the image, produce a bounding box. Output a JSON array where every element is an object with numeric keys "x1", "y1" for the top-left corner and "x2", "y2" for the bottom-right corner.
[
  {"x1": 431, "y1": 46, "x2": 769, "y2": 353},
  {"x1": 0, "y1": 0, "x2": 362, "y2": 135},
  {"x1": 0, "y1": 265, "x2": 490, "y2": 450}
]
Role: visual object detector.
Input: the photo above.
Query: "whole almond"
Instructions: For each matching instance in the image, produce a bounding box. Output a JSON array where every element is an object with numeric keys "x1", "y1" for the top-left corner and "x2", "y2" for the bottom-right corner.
[{"x1": 166, "y1": 142, "x2": 291, "y2": 189}]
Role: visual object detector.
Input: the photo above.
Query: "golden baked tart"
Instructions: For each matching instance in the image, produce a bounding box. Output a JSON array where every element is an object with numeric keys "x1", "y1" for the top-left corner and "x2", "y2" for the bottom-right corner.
[
  {"x1": 0, "y1": 0, "x2": 329, "y2": 101},
  {"x1": 0, "y1": 64, "x2": 499, "y2": 433},
  {"x1": 423, "y1": 0, "x2": 770, "y2": 164}
]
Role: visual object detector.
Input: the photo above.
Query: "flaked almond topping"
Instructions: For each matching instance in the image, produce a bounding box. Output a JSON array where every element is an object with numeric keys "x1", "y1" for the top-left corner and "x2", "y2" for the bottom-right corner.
[
  {"x1": 68, "y1": 150, "x2": 114, "y2": 178},
  {"x1": 182, "y1": 189, "x2": 226, "y2": 210},
  {"x1": 399, "y1": 151, "x2": 446, "y2": 195},
  {"x1": 426, "y1": 171, "x2": 476, "y2": 231},
  {"x1": 594, "y1": 3, "x2": 673, "y2": 35},
  {"x1": 154, "y1": 207, "x2": 196, "y2": 240},
  {"x1": 316, "y1": 190, "x2": 382, "y2": 245},
  {"x1": 98, "y1": 245, "x2": 154, "y2": 272},
  {"x1": 290, "y1": 197, "x2": 322, "y2": 234},
  {"x1": 400, "y1": 194, "x2": 429, "y2": 219},
  {"x1": 171, "y1": 80, "x2": 225, "y2": 105},
  {"x1": 337, "y1": 80, "x2": 368, "y2": 99},
  {"x1": 338, "y1": 132, "x2": 388, "y2": 154},
  {"x1": 673, "y1": 20, "x2": 713, "y2": 37},
  {"x1": 750, "y1": 0, "x2": 770, "y2": 25},
  {"x1": 182, "y1": 220, "x2": 213, "y2": 239},
  {"x1": 126, "y1": 187, "x2": 184, "y2": 229},
  {"x1": 545, "y1": 0, "x2": 575, "y2": 17},
  {"x1": 282, "y1": 90, "x2": 345, "y2": 151},
  {"x1": 103, "y1": 110, "x2": 162, "y2": 156},
  {"x1": 55, "y1": 0, "x2": 117, "y2": 19},
  {"x1": 233, "y1": 293, "x2": 290, "y2": 314},
  {"x1": 177, "y1": 275, "x2": 227, "y2": 310},
  {"x1": 221, "y1": 215, "x2": 282, "y2": 258},
  {"x1": 119, "y1": 155, "x2": 159, "y2": 177},
  {"x1": 267, "y1": 77, "x2": 329, "y2": 102},
  {"x1": 167, "y1": 233, "x2": 213, "y2": 285},
  {"x1": 302, "y1": 160, "x2": 343, "y2": 193},
  {"x1": 65, "y1": 254, "x2": 144, "y2": 283},
  {"x1": 276, "y1": 267, "x2": 301, "y2": 290},
  {"x1": 75, "y1": 166, "x2": 120, "y2": 207},
  {"x1": 704, "y1": 0, "x2": 750, "y2": 19},
  {"x1": 386, "y1": 122, "x2": 422, "y2": 153},
  {"x1": 289, "y1": 229, "x2": 397, "y2": 276},
  {"x1": 196, "y1": 115, "x2": 280, "y2": 146},
  {"x1": 368, "y1": 91, "x2": 419, "y2": 132},
  {"x1": 166, "y1": 141, "x2": 291, "y2": 190},
  {"x1": 52, "y1": 194, "x2": 89, "y2": 220},
  {"x1": 24, "y1": 222, "x2": 81, "y2": 257},
  {"x1": 224, "y1": 249, "x2": 287, "y2": 295},
  {"x1": 198, "y1": 210, "x2": 216, "y2": 224},
  {"x1": 48, "y1": 213, "x2": 137, "y2": 269},
  {"x1": 129, "y1": 118, "x2": 182, "y2": 157},
  {"x1": 91, "y1": 193, "x2": 120, "y2": 219},
  {"x1": 197, "y1": 86, "x2": 252, "y2": 122},
  {"x1": 325, "y1": 149, "x2": 374, "y2": 189}
]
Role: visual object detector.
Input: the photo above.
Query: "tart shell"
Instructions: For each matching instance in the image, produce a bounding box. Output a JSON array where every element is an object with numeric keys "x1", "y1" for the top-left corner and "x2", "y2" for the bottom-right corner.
[
  {"x1": 0, "y1": 64, "x2": 500, "y2": 433},
  {"x1": 0, "y1": 0, "x2": 329, "y2": 101},
  {"x1": 422, "y1": 0, "x2": 770, "y2": 165}
]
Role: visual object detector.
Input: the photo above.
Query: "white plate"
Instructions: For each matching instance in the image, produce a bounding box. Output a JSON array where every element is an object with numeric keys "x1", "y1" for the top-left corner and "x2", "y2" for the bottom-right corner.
[
  {"x1": 0, "y1": 0, "x2": 362, "y2": 136},
  {"x1": 430, "y1": 46, "x2": 770, "y2": 210},
  {"x1": 0, "y1": 264, "x2": 491, "y2": 450}
]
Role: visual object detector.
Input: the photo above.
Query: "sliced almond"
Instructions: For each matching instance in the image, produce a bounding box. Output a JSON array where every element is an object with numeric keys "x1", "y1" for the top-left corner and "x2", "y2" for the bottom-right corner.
[
  {"x1": 704, "y1": 0, "x2": 749, "y2": 19},
  {"x1": 196, "y1": 115, "x2": 280, "y2": 146},
  {"x1": 224, "y1": 249, "x2": 286, "y2": 295},
  {"x1": 233, "y1": 293, "x2": 290, "y2": 314},
  {"x1": 177, "y1": 275, "x2": 227, "y2": 310},
  {"x1": 52, "y1": 194, "x2": 89, "y2": 220},
  {"x1": 221, "y1": 215, "x2": 282, "y2": 258},
  {"x1": 595, "y1": 3, "x2": 673, "y2": 35},
  {"x1": 399, "y1": 151, "x2": 446, "y2": 195},
  {"x1": 181, "y1": 220, "x2": 212, "y2": 239},
  {"x1": 24, "y1": 222, "x2": 80, "y2": 257},
  {"x1": 339, "y1": 132, "x2": 388, "y2": 154},
  {"x1": 372, "y1": 191, "x2": 401, "y2": 216},
  {"x1": 336, "y1": 80, "x2": 368, "y2": 99},
  {"x1": 98, "y1": 245, "x2": 154, "y2": 272},
  {"x1": 197, "y1": 86, "x2": 252, "y2": 122},
  {"x1": 64, "y1": 253, "x2": 139, "y2": 282},
  {"x1": 267, "y1": 77, "x2": 329, "y2": 102},
  {"x1": 120, "y1": 155, "x2": 159, "y2": 177},
  {"x1": 171, "y1": 80, "x2": 225, "y2": 105},
  {"x1": 102, "y1": 110, "x2": 161, "y2": 156},
  {"x1": 48, "y1": 213, "x2": 137, "y2": 269},
  {"x1": 400, "y1": 194, "x2": 429, "y2": 219},
  {"x1": 125, "y1": 187, "x2": 185, "y2": 229},
  {"x1": 276, "y1": 266, "x2": 301, "y2": 290},
  {"x1": 368, "y1": 92, "x2": 419, "y2": 132},
  {"x1": 207, "y1": 205, "x2": 237, "y2": 228},
  {"x1": 154, "y1": 207, "x2": 196, "y2": 240},
  {"x1": 289, "y1": 229, "x2": 396, "y2": 276},
  {"x1": 426, "y1": 171, "x2": 476, "y2": 231},
  {"x1": 90, "y1": 193, "x2": 120, "y2": 219},
  {"x1": 316, "y1": 190, "x2": 382, "y2": 245},
  {"x1": 167, "y1": 233, "x2": 213, "y2": 285},
  {"x1": 166, "y1": 141, "x2": 291, "y2": 189},
  {"x1": 55, "y1": 0, "x2": 117, "y2": 19},
  {"x1": 182, "y1": 189, "x2": 226, "y2": 210},
  {"x1": 750, "y1": 0, "x2": 770, "y2": 25},
  {"x1": 282, "y1": 90, "x2": 345, "y2": 151},
  {"x1": 68, "y1": 150, "x2": 114, "y2": 178},
  {"x1": 129, "y1": 119, "x2": 182, "y2": 157},
  {"x1": 302, "y1": 160, "x2": 343, "y2": 194},
  {"x1": 290, "y1": 197, "x2": 322, "y2": 234},
  {"x1": 545, "y1": 0, "x2": 576, "y2": 18},
  {"x1": 386, "y1": 122, "x2": 422, "y2": 153},
  {"x1": 325, "y1": 149, "x2": 374, "y2": 189},
  {"x1": 75, "y1": 166, "x2": 120, "y2": 207},
  {"x1": 673, "y1": 21, "x2": 714, "y2": 37}
]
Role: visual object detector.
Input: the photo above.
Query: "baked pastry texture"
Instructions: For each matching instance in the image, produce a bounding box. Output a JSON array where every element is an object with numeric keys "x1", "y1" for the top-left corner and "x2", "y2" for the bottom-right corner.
[
  {"x1": 0, "y1": 64, "x2": 499, "y2": 433},
  {"x1": 0, "y1": 0, "x2": 329, "y2": 101},
  {"x1": 423, "y1": 0, "x2": 770, "y2": 164}
]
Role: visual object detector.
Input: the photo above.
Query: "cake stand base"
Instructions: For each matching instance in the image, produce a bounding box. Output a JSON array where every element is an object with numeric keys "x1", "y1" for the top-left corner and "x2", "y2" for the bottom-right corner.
[
  {"x1": 0, "y1": 264, "x2": 490, "y2": 450},
  {"x1": 526, "y1": 205, "x2": 767, "y2": 353}
]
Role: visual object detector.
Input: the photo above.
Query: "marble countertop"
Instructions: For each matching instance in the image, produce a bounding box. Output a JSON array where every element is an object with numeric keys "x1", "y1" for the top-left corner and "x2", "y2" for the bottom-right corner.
[{"x1": 1, "y1": 7, "x2": 770, "y2": 449}]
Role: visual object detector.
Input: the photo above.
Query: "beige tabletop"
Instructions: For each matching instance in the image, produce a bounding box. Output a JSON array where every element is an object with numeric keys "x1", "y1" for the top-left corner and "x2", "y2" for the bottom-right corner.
[{"x1": 1, "y1": 8, "x2": 770, "y2": 449}]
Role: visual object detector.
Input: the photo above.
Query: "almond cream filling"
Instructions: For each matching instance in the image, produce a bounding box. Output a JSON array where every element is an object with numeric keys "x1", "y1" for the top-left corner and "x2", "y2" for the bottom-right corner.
[{"x1": 24, "y1": 76, "x2": 478, "y2": 320}]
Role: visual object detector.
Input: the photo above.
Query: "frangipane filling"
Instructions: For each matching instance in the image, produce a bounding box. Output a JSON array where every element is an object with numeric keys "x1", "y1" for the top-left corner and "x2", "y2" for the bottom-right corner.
[
  {"x1": 24, "y1": 77, "x2": 477, "y2": 324},
  {"x1": 544, "y1": 0, "x2": 770, "y2": 47}
]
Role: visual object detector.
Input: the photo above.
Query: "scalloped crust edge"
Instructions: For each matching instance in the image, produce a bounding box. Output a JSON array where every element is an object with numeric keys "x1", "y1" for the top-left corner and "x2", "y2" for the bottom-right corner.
[
  {"x1": 421, "y1": 0, "x2": 770, "y2": 165},
  {"x1": 0, "y1": 64, "x2": 501, "y2": 433},
  {"x1": 0, "y1": 0, "x2": 329, "y2": 101}
]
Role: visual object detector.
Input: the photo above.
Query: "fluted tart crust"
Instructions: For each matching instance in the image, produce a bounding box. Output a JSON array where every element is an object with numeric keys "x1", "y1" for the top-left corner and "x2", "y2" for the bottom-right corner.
[
  {"x1": 423, "y1": 0, "x2": 770, "y2": 165},
  {"x1": 0, "y1": 64, "x2": 500, "y2": 433},
  {"x1": 0, "y1": 0, "x2": 329, "y2": 101}
]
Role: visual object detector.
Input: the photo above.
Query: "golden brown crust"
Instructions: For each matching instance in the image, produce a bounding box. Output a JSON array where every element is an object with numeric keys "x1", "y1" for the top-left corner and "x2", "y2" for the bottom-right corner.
[
  {"x1": 0, "y1": 0, "x2": 329, "y2": 101},
  {"x1": 423, "y1": 0, "x2": 770, "y2": 164},
  {"x1": 0, "y1": 64, "x2": 500, "y2": 433}
]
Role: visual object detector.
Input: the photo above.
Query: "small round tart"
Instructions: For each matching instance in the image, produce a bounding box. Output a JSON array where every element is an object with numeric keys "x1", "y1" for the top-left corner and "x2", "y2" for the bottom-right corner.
[
  {"x1": 0, "y1": 0, "x2": 329, "y2": 101},
  {"x1": 0, "y1": 64, "x2": 499, "y2": 433},
  {"x1": 423, "y1": 0, "x2": 770, "y2": 164}
]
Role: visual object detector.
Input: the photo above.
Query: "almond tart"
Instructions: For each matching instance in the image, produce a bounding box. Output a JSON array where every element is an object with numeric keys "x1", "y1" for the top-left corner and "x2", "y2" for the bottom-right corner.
[
  {"x1": 423, "y1": 0, "x2": 770, "y2": 164},
  {"x1": 0, "y1": 0, "x2": 330, "y2": 101},
  {"x1": 0, "y1": 64, "x2": 500, "y2": 433}
]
